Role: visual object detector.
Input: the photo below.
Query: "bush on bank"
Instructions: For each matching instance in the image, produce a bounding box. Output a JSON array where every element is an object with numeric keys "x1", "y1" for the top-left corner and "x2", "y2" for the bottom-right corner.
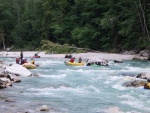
[{"x1": 37, "y1": 40, "x2": 87, "y2": 54}]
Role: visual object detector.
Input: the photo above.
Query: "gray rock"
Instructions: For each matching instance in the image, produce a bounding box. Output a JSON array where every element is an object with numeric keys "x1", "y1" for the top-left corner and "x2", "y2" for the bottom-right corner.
[
  {"x1": 114, "y1": 59, "x2": 123, "y2": 63},
  {"x1": 38, "y1": 105, "x2": 49, "y2": 111},
  {"x1": 140, "y1": 50, "x2": 149, "y2": 57},
  {"x1": 136, "y1": 72, "x2": 150, "y2": 79}
]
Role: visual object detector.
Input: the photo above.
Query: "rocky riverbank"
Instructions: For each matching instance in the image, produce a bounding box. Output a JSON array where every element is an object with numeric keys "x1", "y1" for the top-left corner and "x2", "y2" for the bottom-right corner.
[
  {"x1": 0, "y1": 61, "x2": 32, "y2": 89},
  {"x1": 0, "y1": 51, "x2": 148, "y2": 61}
]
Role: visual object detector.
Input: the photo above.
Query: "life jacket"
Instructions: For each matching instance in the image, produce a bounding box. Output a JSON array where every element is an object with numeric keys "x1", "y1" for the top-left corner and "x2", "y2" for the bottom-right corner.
[
  {"x1": 16, "y1": 58, "x2": 19, "y2": 64},
  {"x1": 31, "y1": 60, "x2": 35, "y2": 64},
  {"x1": 70, "y1": 58, "x2": 74, "y2": 63},
  {"x1": 144, "y1": 83, "x2": 150, "y2": 89},
  {"x1": 147, "y1": 83, "x2": 150, "y2": 88},
  {"x1": 24, "y1": 59, "x2": 27, "y2": 63}
]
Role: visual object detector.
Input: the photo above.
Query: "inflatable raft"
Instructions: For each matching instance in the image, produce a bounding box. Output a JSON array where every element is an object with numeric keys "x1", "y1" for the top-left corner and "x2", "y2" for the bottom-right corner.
[
  {"x1": 65, "y1": 61, "x2": 84, "y2": 66},
  {"x1": 22, "y1": 63, "x2": 36, "y2": 69},
  {"x1": 33, "y1": 56, "x2": 40, "y2": 58}
]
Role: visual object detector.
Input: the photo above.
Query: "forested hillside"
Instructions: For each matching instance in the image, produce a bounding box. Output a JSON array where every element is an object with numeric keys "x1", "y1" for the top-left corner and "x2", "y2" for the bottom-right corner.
[{"x1": 0, "y1": 0, "x2": 150, "y2": 52}]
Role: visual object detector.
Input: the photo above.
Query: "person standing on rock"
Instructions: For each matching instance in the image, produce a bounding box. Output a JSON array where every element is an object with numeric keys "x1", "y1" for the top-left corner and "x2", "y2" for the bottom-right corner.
[{"x1": 20, "y1": 51, "x2": 23, "y2": 64}]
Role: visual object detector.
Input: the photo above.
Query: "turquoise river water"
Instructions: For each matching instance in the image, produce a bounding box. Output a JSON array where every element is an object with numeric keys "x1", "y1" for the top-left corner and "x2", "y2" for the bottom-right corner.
[{"x1": 0, "y1": 57, "x2": 150, "y2": 113}]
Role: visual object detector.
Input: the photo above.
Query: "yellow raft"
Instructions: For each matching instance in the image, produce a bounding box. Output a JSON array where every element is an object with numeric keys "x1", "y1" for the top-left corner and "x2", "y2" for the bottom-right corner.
[
  {"x1": 65, "y1": 61, "x2": 84, "y2": 66},
  {"x1": 22, "y1": 63, "x2": 36, "y2": 69}
]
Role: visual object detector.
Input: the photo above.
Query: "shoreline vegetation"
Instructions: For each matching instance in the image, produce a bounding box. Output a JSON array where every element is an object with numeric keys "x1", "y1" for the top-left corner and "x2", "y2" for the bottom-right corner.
[{"x1": 0, "y1": 40, "x2": 149, "y2": 61}]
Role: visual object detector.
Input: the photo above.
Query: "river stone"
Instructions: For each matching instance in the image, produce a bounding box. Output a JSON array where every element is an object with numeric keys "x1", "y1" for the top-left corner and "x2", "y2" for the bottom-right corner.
[
  {"x1": 38, "y1": 105, "x2": 49, "y2": 111},
  {"x1": 5, "y1": 64, "x2": 32, "y2": 77}
]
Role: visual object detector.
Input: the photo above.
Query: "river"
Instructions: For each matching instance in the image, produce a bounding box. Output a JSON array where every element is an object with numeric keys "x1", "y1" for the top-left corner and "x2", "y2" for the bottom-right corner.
[{"x1": 0, "y1": 57, "x2": 150, "y2": 113}]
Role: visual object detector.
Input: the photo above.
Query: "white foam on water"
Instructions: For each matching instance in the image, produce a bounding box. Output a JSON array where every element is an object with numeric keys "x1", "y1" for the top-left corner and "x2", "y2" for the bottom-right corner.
[
  {"x1": 126, "y1": 67, "x2": 145, "y2": 72},
  {"x1": 83, "y1": 85, "x2": 101, "y2": 93},
  {"x1": 118, "y1": 94, "x2": 135, "y2": 100},
  {"x1": 27, "y1": 85, "x2": 89, "y2": 96},
  {"x1": 119, "y1": 93, "x2": 150, "y2": 111},
  {"x1": 138, "y1": 93, "x2": 147, "y2": 98},
  {"x1": 110, "y1": 76, "x2": 123, "y2": 80},
  {"x1": 120, "y1": 99, "x2": 150, "y2": 112},
  {"x1": 12, "y1": 85, "x2": 25, "y2": 89},
  {"x1": 104, "y1": 80, "x2": 112, "y2": 84},
  {"x1": 143, "y1": 68, "x2": 150, "y2": 71},
  {"x1": 103, "y1": 76, "x2": 123, "y2": 85},
  {"x1": 57, "y1": 86, "x2": 88, "y2": 94},
  {"x1": 37, "y1": 60, "x2": 62, "y2": 66},
  {"x1": 94, "y1": 106, "x2": 125, "y2": 113},
  {"x1": 104, "y1": 107, "x2": 124, "y2": 113},
  {"x1": 112, "y1": 84, "x2": 128, "y2": 91},
  {"x1": 40, "y1": 74, "x2": 67, "y2": 79},
  {"x1": 121, "y1": 100, "x2": 143, "y2": 108},
  {"x1": 26, "y1": 87, "x2": 62, "y2": 97},
  {"x1": 23, "y1": 91, "x2": 58, "y2": 97},
  {"x1": 28, "y1": 87, "x2": 55, "y2": 91},
  {"x1": 59, "y1": 68, "x2": 92, "y2": 75},
  {"x1": 33, "y1": 69, "x2": 53, "y2": 72}
]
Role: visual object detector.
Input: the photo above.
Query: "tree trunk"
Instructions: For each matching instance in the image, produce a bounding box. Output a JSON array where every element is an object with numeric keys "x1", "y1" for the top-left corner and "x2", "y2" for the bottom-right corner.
[
  {"x1": 135, "y1": 1, "x2": 145, "y2": 37},
  {"x1": 139, "y1": 0, "x2": 150, "y2": 39},
  {"x1": 1, "y1": 33, "x2": 6, "y2": 50}
]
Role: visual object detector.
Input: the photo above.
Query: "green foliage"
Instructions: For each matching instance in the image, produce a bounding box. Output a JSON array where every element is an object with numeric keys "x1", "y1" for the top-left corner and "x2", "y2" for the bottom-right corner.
[
  {"x1": 0, "y1": 0, "x2": 150, "y2": 52},
  {"x1": 38, "y1": 40, "x2": 86, "y2": 54},
  {"x1": 71, "y1": 25, "x2": 99, "y2": 49}
]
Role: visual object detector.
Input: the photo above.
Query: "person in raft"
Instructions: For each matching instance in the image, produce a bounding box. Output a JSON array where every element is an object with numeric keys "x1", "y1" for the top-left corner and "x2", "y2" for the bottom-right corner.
[
  {"x1": 31, "y1": 58, "x2": 35, "y2": 64},
  {"x1": 78, "y1": 57, "x2": 82, "y2": 63},
  {"x1": 24, "y1": 58, "x2": 27, "y2": 63},
  {"x1": 70, "y1": 57, "x2": 75, "y2": 63},
  {"x1": 21, "y1": 58, "x2": 27, "y2": 64},
  {"x1": 34, "y1": 53, "x2": 38, "y2": 57},
  {"x1": 16, "y1": 57, "x2": 20, "y2": 64}
]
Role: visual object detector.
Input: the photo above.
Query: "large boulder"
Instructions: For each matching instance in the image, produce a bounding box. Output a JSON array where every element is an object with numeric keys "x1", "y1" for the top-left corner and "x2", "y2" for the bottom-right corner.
[
  {"x1": 123, "y1": 77, "x2": 147, "y2": 87},
  {"x1": 0, "y1": 79, "x2": 12, "y2": 89},
  {"x1": 86, "y1": 59, "x2": 109, "y2": 66},
  {"x1": 139, "y1": 50, "x2": 149, "y2": 57},
  {"x1": 122, "y1": 50, "x2": 135, "y2": 55},
  {"x1": 136, "y1": 72, "x2": 150, "y2": 80},
  {"x1": 5, "y1": 64, "x2": 31, "y2": 77}
]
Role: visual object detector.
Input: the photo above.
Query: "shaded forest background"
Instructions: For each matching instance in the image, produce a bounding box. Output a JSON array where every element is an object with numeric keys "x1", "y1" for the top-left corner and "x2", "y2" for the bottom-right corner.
[{"x1": 0, "y1": 0, "x2": 150, "y2": 53}]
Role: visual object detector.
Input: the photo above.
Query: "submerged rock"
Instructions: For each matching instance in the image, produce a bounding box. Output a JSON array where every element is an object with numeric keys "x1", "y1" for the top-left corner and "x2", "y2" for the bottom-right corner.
[
  {"x1": 31, "y1": 73, "x2": 39, "y2": 77},
  {"x1": 5, "y1": 99, "x2": 15, "y2": 102}
]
